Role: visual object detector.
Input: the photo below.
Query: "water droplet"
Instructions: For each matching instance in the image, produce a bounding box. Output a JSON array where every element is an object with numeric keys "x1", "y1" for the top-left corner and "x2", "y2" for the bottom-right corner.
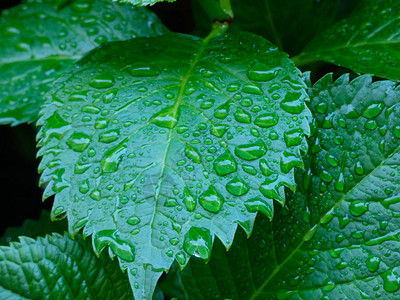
[
  {"x1": 127, "y1": 216, "x2": 141, "y2": 225},
  {"x1": 280, "y1": 92, "x2": 304, "y2": 114},
  {"x1": 354, "y1": 161, "x2": 364, "y2": 175},
  {"x1": 234, "y1": 108, "x2": 251, "y2": 123},
  {"x1": 381, "y1": 267, "x2": 400, "y2": 292},
  {"x1": 101, "y1": 140, "x2": 127, "y2": 173},
  {"x1": 90, "y1": 189, "x2": 101, "y2": 201},
  {"x1": 366, "y1": 256, "x2": 380, "y2": 272},
  {"x1": 93, "y1": 230, "x2": 135, "y2": 262},
  {"x1": 183, "y1": 188, "x2": 196, "y2": 212},
  {"x1": 235, "y1": 140, "x2": 267, "y2": 161},
  {"x1": 242, "y1": 164, "x2": 257, "y2": 175},
  {"x1": 151, "y1": 106, "x2": 179, "y2": 129},
  {"x1": 213, "y1": 150, "x2": 237, "y2": 176},
  {"x1": 79, "y1": 179, "x2": 90, "y2": 194},
  {"x1": 361, "y1": 101, "x2": 385, "y2": 119},
  {"x1": 214, "y1": 102, "x2": 230, "y2": 119},
  {"x1": 199, "y1": 185, "x2": 224, "y2": 213},
  {"x1": 82, "y1": 105, "x2": 100, "y2": 114},
  {"x1": 66, "y1": 132, "x2": 91, "y2": 152},
  {"x1": 99, "y1": 129, "x2": 120, "y2": 143},
  {"x1": 183, "y1": 227, "x2": 212, "y2": 260},
  {"x1": 344, "y1": 104, "x2": 359, "y2": 119},
  {"x1": 334, "y1": 172, "x2": 345, "y2": 191},
  {"x1": 226, "y1": 177, "x2": 249, "y2": 196},
  {"x1": 210, "y1": 124, "x2": 229, "y2": 137},
  {"x1": 320, "y1": 169, "x2": 333, "y2": 183},
  {"x1": 245, "y1": 197, "x2": 273, "y2": 219},
  {"x1": 349, "y1": 201, "x2": 368, "y2": 216},
  {"x1": 242, "y1": 83, "x2": 263, "y2": 95},
  {"x1": 254, "y1": 112, "x2": 279, "y2": 128},
  {"x1": 394, "y1": 125, "x2": 400, "y2": 138},
  {"x1": 382, "y1": 194, "x2": 400, "y2": 209},
  {"x1": 247, "y1": 64, "x2": 277, "y2": 81},
  {"x1": 280, "y1": 151, "x2": 303, "y2": 173},
  {"x1": 284, "y1": 129, "x2": 303, "y2": 147},
  {"x1": 89, "y1": 73, "x2": 115, "y2": 89},
  {"x1": 71, "y1": 1, "x2": 92, "y2": 12},
  {"x1": 259, "y1": 159, "x2": 273, "y2": 176},
  {"x1": 165, "y1": 198, "x2": 178, "y2": 207},
  {"x1": 185, "y1": 145, "x2": 201, "y2": 164},
  {"x1": 326, "y1": 153, "x2": 339, "y2": 167},
  {"x1": 125, "y1": 62, "x2": 160, "y2": 77},
  {"x1": 200, "y1": 99, "x2": 215, "y2": 109}
]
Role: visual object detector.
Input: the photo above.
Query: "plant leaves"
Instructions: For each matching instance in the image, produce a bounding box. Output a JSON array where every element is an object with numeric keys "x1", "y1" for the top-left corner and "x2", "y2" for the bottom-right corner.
[
  {"x1": 193, "y1": 0, "x2": 343, "y2": 55},
  {"x1": 298, "y1": 0, "x2": 400, "y2": 80},
  {"x1": 37, "y1": 31, "x2": 311, "y2": 299},
  {"x1": 0, "y1": 0, "x2": 167, "y2": 126},
  {"x1": 114, "y1": 0, "x2": 176, "y2": 6},
  {"x1": 0, "y1": 233, "x2": 134, "y2": 299},
  {"x1": 173, "y1": 74, "x2": 400, "y2": 299},
  {"x1": 0, "y1": 210, "x2": 67, "y2": 246}
]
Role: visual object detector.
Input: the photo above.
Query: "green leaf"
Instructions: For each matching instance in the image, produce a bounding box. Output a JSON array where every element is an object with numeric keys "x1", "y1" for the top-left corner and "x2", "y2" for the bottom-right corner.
[
  {"x1": 37, "y1": 30, "x2": 311, "y2": 299},
  {"x1": 173, "y1": 74, "x2": 400, "y2": 299},
  {"x1": 0, "y1": 233, "x2": 134, "y2": 299},
  {"x1": 114, "y1": 0, "x2": 176, "y2": 6},
  {"x1": 0, "y1": 0, "x2": 167, "y2": 126},
  {"x1": 193, "y1": 0, "x2": 341, "y2": 55},
  {"x1": 297, "y1": 0, "x2": 400, "y2": 80},
  {"x1": 0, "y1": 210, "x2": 67, "y2": 245}
]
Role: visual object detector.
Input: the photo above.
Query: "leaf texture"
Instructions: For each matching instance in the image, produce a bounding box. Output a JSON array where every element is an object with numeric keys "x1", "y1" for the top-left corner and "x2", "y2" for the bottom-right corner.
[
  {"x1": 299, "y1": 0, "x2": 400, "y2": 80},
  {"x1": 37, "y1": 32, "x2": 311, "y2": 299},
  {"x1": 114, "y1": 0, "x2": 175, "y2": 6},
  {"x1": 174, "y1": 74, "x2": 400, "y2": 299},
  {"x1": 0, "y1": 0, "x2": 167, "y2": 126},
  {"x1": 0, "y1": 233, "x2": 133, "y2": 299}
]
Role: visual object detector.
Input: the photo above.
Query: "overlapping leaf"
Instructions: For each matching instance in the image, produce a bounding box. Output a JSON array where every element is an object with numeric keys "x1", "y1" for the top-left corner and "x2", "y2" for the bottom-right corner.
[
  {"x1": 37, "y1": 31, "x2": 311, "y2": 299},
  {"x1": 298, "y1": 0, "x2": 400, "y2": 80},
  {"x1": 0, "y1": 233, "x2": 134, "y2": 299},
  {"x1": 173, "y1": 74, "x2": 400, "y2": 299},
  {"x1": 0, "y1": 0, "x2": 167, "y2": 126}
]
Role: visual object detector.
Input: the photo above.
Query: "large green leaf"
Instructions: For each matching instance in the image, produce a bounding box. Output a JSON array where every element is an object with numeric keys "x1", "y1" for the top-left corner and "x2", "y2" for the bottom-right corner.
[
  {"x1": 0, "y1": 233, "x2": 134, "y2": 299},
  {"x1": 173, "y1": 74, "x2": 400, "y2": 299},
  {"x1": 297, "y1": 0, "x2": 400, "y2": 80},
  {"x1": 0, "y1": 210, "x2": 67, "y2": 246},
  {"x1": 37, "y1": 30, "x2": 311, "y2": 299},
  {"x1": 193, "y1": 0, "x2": 341, "y2": 55},
  {"x1": 0, "y1": 0, "x2": 167, "y2": 126}
]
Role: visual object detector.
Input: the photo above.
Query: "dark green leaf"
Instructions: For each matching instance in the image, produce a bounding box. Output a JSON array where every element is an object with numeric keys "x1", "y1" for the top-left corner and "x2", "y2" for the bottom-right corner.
[
  {"x1": 298, "y1": 0, "x2": 400, "y2": 80},
  {"x1": 0, "y1": 210, "x2": 67, "y2": 245},
  {"x1": 0, "y1": 233, "x2": 133, "y2": 299},
  {"x1": 37, "y1": 31, "x2": 311, "y2": 299},
  {"x1": 174, "y1": 74, "x2": 400, "y2": 299},
  {"x1": 0, "y1": 0, "x2": 167, "y2": 126}
]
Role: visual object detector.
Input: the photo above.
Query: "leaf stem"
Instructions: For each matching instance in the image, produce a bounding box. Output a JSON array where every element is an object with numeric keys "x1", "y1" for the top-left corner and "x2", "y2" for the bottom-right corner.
[{"x1": 195, "y1": 0, "x2": 234, "y2": 23}]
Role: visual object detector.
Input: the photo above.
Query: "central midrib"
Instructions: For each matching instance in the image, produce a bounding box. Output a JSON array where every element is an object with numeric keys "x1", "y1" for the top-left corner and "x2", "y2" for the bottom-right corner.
[{"x1": 249, "y1": 145, "x2": 400, "y2": 299}]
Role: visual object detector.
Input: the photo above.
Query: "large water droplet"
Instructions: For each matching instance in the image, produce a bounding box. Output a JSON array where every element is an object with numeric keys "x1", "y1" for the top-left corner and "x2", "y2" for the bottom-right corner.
[
  {"x1": 226, "y1": 177, "x2": 249, "y2": 196},
  {"x1": 183, "y1": 188, "x2": 196, "y2": 212},
  {"x1": 214, "y1": 102, "x2": 230, "y2": 119},
  {"x1": 125, "y1": 62, "x2": 160, "y2": 77},
  {"x1": 89, "y1": 73, "x2": 115, "y2": 89},
  {"x1": 247, "y1": 64, "x2": 278, "y2": 81},
  {"x1": 213, "y1": 150, "x2": 237, "y2": 176},
  {"x1": 185, "y1": 145, "x2": 201, "y2": 164},
  {"x1": 366, "y1": 256, "x2": 380, "y2": 272},
  {"x1": 93, "y1": 230, "x2": 135, "y2": 262},
  {"x1": 199, "y1": 186, "x2": 224, "y2": 213},
  {"x1": 234, "y1": 108, "x2": 251, "y2": 123},
  {"x1": 151, "y1": 106, "x2": 179, "y2": 129},
  {"x1": 280, "y1": 151, "x2": 303, "y2": 173},
  {"x1": 349, "y1": 201, "x2": 368, "y2": 216},
  {"x1": 66, "y1": 132, "x2": 91, "y2": 152},
  {"x1": 254, "y1": 112, "x2": 279, "y2": 128},
  {"x1": 382, "y1": 194, "x2": 400, "y2": 209},
  {"x1": 242, "y1": 83, "x2": 263, "y2": 95},
  {"x1": 284, "y1": 129, "x2": 303, "y2": 147},
  {"x1": 361, "y1": 101, "x2": 385, "y2": 119},
  {"x1": 183, "y1": 227, "x2": 212, "y2": 260},
  {"x1": 245, "y1": 197, "x2": 273, "y2": 219},
  {"x1": 280, "y1": 92, "x2": 304, "y2": 114},
  {"x1": 210, "y1": 124, "x2": 229, "y2": 137},
  {"x1": 235, "y1": 140, "x2": 267, "y2": 161},
  {"x1": 99, "y1": 129, "x2": 120, "y2": 143},
  {"x1": 381, "y1": 267, "x2": 400, "y2": 292},
  {"x1": 101, "y1": 140, "x2": 127, "y2": 173},
  {"x1": 127, "y1": 216, "x2": 141, "y2": 226}
]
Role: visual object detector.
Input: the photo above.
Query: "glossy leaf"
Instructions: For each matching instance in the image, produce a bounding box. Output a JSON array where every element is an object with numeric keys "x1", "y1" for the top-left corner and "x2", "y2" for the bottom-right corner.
[
  {"x1": 174, "y1": 74, "x2": 400, "y2": 299},
  {"x1": 0, "y1": 210, "x2": 67, "y2": 245},
  {"x1": 0, "y1": 233, "x2": 134, "y2": 299},
  {"x1": 0, "y1": 0, "x2": 167, "y2": 126},
  {"x1": 298, "y1": 0, "x2": 400, "y2": 80},
  {"x1": 37, "y1": 31, "x2": 311, "y2": 299}
]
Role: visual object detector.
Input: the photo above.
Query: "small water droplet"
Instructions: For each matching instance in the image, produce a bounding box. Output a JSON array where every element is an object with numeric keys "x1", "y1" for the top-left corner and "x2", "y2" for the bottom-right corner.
[
  {"x1": 101, "y1": 140, "x2": 127, "y2": 173},
  {"x1": 242, "y1": 83, "x2": 263, "y2": 95},
  {"x1": 199, "y1": 185, "x2": 224, "y2": 213},
  {"x1": 127, "y1": 216, "x2": 141, "y2": 226},
  {"x1": 185, "y1": 145, "x2": 201, "y2": 164},
  {"x1": 200, "y1": 99, "x2": 215, "y2": 109},
  {"x1": 99, "y1": 129, "x2": 120, "y2": 143},
  {"x1": 151, "y1": 106, "x2": 179, "y2": 129},
  {"x1": 125, "y1": 62, "x2": 160, "y2": 77},
  {"x1": 234, "y1": 108, "x2": 251, "y2": 123},
  {"x1": 183, "y1": 188, "x2": 196, "y2": 212},
  {"x1": 334, "y1": 172, "x2": 345, "y2": 191},
  {"x1": 66, "y1": 132, "x2": 91, "y2": 152},
  {"x1": 79, "y1": 179, "x2": 90, "y2": 194},
  {"x1": 366, "y1": 256, "x2": 380, "y2": 272},
  {"x1": 254, "y1": 112, "x2": 279, "y2": 128},
  {"x1": 280, "y1": 92, "x2": 304, "y2": 114},
  {"x1": 361, "y1": 101, "x2": 385, "y2": 119},
  {"x1": 214, "y1": 102, "x2": 230, "y2": 119}
]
